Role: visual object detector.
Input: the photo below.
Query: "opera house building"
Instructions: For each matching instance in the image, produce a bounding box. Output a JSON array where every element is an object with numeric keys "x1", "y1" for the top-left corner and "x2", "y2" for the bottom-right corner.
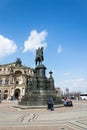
[{"x1": 0, "y1": 58, "x2": 34, "y2": 100}]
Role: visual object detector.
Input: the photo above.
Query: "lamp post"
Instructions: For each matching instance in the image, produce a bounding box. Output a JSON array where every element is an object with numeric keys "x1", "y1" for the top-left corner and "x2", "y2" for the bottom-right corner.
[{"x1": 49, "y1": 71, "x2": 53, "y2": 78}]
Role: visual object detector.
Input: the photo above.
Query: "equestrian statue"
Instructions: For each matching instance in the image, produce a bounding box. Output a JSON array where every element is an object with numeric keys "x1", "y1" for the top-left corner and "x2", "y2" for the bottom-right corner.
[{"x1": 35, "y1": 47, "x2": 44, "y2": 65}]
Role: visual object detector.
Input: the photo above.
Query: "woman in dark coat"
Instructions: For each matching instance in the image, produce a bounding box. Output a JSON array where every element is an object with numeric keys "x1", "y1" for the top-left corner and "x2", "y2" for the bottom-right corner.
[{"x1": 49, "y1": 96, "x2": 54, "y2": 111}]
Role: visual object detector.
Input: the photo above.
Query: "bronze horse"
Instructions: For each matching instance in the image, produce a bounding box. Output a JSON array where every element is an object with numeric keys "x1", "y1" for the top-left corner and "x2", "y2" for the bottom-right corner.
[{"x1": 35, "y1": 47, "x2": 44, "y2": 65}]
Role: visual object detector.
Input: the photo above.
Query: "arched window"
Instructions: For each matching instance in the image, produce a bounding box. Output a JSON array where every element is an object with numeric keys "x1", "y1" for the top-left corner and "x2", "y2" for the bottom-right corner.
[
  {"x1": 4, "y1": 90, "x2": 8, "y2": 93},
  {"x1": 5, "y1": 78, "x2": 9, "y2": 85},
  {"x1": 0, "y1": 78, "x2": 2, "y2": 85}
]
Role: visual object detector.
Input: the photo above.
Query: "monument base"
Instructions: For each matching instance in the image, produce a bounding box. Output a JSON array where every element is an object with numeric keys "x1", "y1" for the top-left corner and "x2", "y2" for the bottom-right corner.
[{"x1": 19, "y1": 89, "x2": 62, "y2": 106}]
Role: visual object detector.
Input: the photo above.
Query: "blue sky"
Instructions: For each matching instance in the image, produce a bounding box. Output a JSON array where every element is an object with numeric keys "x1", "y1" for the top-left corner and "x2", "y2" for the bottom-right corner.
[{"x1": 0, "y1": 0, "x2": 87, "y2": 93}]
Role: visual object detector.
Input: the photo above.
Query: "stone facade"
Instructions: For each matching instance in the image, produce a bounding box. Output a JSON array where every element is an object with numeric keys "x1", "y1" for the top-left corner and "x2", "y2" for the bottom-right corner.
[{"x1": 0, "y1": 59, "x2": 34, "y2": 100}]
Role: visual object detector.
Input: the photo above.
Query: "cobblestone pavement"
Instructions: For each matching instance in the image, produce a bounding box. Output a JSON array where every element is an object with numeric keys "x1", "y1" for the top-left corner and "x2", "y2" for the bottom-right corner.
[{"x1": 0, "y1": 100, "x2": 87, "y2": 130}]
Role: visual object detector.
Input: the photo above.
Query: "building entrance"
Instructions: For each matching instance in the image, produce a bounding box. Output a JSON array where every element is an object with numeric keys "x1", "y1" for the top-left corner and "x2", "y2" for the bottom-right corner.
[{"x1": 15, "y1": 89, "x2": 20, "y2": 100}]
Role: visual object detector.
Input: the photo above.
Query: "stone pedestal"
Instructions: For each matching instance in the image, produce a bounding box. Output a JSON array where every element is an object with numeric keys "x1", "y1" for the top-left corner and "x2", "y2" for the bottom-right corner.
[{"x1": 19, "y1": 64, "x2": 62, "y2": 106}]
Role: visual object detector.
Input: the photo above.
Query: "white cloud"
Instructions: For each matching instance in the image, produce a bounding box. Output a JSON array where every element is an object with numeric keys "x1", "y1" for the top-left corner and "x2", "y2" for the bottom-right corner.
[
  {"x1": 0, "y1": 35, "x2": 17, "y2": 58},
  {"x1": 58, "y1": 44, "x2": 63, "y2": 54},
  {"x1": 23, "y1": 30, "x2": 48, "y2": 52},
  {"x1": 58, "y1": 78, "x2": 87, "y2": 93}
]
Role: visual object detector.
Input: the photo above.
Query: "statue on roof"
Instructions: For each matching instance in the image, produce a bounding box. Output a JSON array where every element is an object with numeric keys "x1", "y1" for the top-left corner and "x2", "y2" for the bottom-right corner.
[{"x1": 15, "y1": 58, "x2": 22, "y2": 66}]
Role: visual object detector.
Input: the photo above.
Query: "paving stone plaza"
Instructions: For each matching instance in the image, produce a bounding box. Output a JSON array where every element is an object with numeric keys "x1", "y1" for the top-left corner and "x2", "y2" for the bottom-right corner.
[{"x1": 0, "y1": 100, "x2": 87, "y2": 130}]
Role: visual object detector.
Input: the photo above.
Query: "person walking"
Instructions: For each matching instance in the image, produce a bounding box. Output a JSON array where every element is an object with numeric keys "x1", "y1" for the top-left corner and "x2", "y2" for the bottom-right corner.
[{"x1": 49, "y1": 96, "x2": 54, "y2": 111}]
